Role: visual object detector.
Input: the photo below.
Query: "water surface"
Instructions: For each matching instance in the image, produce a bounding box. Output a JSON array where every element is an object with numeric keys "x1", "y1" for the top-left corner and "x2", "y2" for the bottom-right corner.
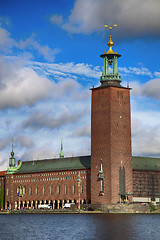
[{"x1": 0, "y1": 213, "x2": 159, "y2": 240}]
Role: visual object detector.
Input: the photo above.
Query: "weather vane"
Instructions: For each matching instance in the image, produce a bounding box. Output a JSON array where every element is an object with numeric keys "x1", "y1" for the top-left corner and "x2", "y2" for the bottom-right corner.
[
  {"x1": 103, "y1": 24, "x2": 118, "y2": 54},
  {"x1": 104, "y1": 24, "x2": 117, "y2": 35}
]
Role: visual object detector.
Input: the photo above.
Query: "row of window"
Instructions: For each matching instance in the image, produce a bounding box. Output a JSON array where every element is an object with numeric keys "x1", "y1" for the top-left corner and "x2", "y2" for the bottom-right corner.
[
  {"x1": 15, "y1": 184, "x2": 84, "y2": 197},
  {"x1": 13, "y1": 175, "x2": 88, "y2": 184},
  {"x1": 13, "y1": 170, "x2": 90, "y2": 179}
]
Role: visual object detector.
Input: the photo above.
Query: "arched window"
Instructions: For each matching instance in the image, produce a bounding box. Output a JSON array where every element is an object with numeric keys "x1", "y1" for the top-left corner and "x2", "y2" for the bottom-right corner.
[
  {"x1": 23, "y1": 186, "x2": 26, "y2": 195},
  {"x1": 65, "y1": 184, "x2": 67, "y2": 194},
  {"x1": 58, "y1": 184, "x2": 60, "y2": 194},
  {"x1": 29, "y1": 187, "x2": 32, "y2": 195},
  {"x1": 17, "y1": 186, "x2": 20, "y2": 194},
  {"x1": 36, "y1": 184, "x2": 38, "y2": 195},
  {"x1": 73, "y1": 184, "x2": 75, "y2": 194},
  {"x1": 43, "y1": 185, "x2": 45, "y2": 195},
  {"x1": 50, "y1": 184, "x2": 52, "y2": 195},
  {"x1": 20, "y1": 186, "x2": 23, "y2": 195},
  {"x1": 81, "y1": 183, "x2": 83, "y2": 194}
]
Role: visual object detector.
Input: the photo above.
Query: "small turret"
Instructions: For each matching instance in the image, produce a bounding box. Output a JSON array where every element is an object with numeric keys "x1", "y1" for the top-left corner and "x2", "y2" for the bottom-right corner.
[
  {"x1": 7, "y1": 139, "x2": 22, "y2": 174},
  {"x1": 59, "y1": 138, "x2": 64, "y2": 158},
  {"x1": 9, "y1": 138, "x2": 15, "y2": 167}
]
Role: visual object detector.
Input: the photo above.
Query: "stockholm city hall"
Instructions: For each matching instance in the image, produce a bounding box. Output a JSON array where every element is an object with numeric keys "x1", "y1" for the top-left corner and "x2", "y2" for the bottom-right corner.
[{"x1": 0, "y1": 26, "x2": 160, "y2": 210}]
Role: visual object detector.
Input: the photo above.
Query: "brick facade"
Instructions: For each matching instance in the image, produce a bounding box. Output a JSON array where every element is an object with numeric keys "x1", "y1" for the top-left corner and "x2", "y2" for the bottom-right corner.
[
  {"x1": 133, "y1": 170, "x2": 160, "y2": 201},
  {"x1": 91, "y1": 86, "x2": 133, "y2": 203},
  {"x1": 5, "y1": 169, "x2": 91, "y2": 210},
  {"x1": 3, "y1": 166, "x2": 160, "y2": 209}
]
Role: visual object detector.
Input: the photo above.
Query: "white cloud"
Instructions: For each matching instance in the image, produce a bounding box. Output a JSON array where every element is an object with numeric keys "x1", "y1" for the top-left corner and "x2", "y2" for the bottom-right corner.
[
  {"x1": 119, "y1": 66, "x2": 152, "y2": 77},
  {"x1": 129, "y1": 77, "x2": 160, "y2": 101},
  {"x1": 50, "y1": 15, "x2": 63, "y2": 26},
  {"x1": 0, "y1": 27, "x2": 15, "y2": 52},
  {"x1": 51, "y1": 0, "x2": 160, "y2": 37},
  {"x1": 0, "y1": 56, "x2": 54, "y2": 109},
  {"x1": 15, "y1": 135, "x2": 35, "y2": 149},
  {"x1": 72, "y1": 121, "x2": 91, "y2": 137},
  {"x1": 154, "y1": 71, "x2": 160, "y2": 78},
  {"x1": 130, "y1": 81, "x2": 142, "y2": 96},
  {"x1": 30, "y1": 61, "x2": 101, "y2": 80},
  {"x1": 18, "y1": 35, "x2": 61, "y2": 62},
  {"x1": 142, "y1": 78, "x2": 160, "y2": 100},
  {"x1": 132, "y1": 114, "x2": 160, "y2": 156},
  {"x1": 22, "y1": 109, "x2": 85, "y2": 130},
  {"x1": 0, "y1": 25, "x2": 60, "y2": 62}
]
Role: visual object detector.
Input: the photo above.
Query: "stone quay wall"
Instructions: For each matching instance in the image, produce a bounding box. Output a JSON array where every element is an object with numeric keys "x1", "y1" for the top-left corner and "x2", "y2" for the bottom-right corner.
[{"x1": 82, "y1": 203, "x2": 151, "y2": 213}]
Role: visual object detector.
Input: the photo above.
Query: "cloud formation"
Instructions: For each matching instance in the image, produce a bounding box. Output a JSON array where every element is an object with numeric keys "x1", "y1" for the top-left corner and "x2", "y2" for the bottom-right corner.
[
  {"x1": 15, "y1": 135, "x2": 35, "y2": 149},
  {"x1": 132, "y1": 115, "x2": 160, "y2": 156},
  {"x1": 50, "y1": 0, "x2": 160, "y2": 38},
  {"x1": 72, "y1": 122, "x2": 91, "y2": 137},
  {"x1": 0, "y1": 27, "x2": 14, "y2": 52},
  {"x1": 142, "y1": 78, "x2": 160, "y2": 100},
  {"x1": 119, "y1": 66, "x2": 152, "y2": 77},
  {"x1": 50, "y1": 15, "x2": 63, "y2": 26},
  {"x1": 30, "y1": 61, "x2": 101, "y2": 80},
  {"x1": 22, "y1": 109, "x2": 85, "y2": 130},
  {"x1": 18, "y1": 35, "x2": 61, "y2": 62},
  {"x1": 130, "y1": 78, "x2": 160, "y2": 101},
  {"x1": 0, "y1": 25, "x2": 60, "y2": 62},
  {"x1": 0, "y1": 56, "x2": 54, "y2": 109}
]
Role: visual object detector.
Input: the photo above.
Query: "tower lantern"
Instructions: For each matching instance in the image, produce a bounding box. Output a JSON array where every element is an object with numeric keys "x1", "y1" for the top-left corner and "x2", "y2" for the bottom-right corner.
[{"x1": 100, "y1": 25, "x2": 121, "y2": 86}]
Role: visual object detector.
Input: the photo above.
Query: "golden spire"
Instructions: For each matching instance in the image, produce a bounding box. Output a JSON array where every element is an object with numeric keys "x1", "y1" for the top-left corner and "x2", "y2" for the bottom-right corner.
[{"x1": 104, "y1": 24, "x2": 117, "y2": 54}]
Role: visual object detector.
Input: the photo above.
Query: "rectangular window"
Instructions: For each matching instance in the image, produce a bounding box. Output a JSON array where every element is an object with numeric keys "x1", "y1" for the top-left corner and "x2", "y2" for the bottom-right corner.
[{"x1": 6, "y1": 188, "x2": 9, "y2": 197}]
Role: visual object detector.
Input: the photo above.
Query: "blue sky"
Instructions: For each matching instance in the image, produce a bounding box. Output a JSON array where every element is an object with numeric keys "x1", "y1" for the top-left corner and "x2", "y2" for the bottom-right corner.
[{"x1": 0, "y1": 0, "x2": 160, "y2": 170}]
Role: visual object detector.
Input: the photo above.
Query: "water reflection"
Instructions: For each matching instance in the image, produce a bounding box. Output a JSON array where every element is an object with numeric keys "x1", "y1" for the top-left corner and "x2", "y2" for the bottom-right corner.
[
  {"x1": 93, "y1": 214, "x2": 134, "y2": 239},
  {"x1": 0, "y1": 213, "x2": 159, "y2": 240}
]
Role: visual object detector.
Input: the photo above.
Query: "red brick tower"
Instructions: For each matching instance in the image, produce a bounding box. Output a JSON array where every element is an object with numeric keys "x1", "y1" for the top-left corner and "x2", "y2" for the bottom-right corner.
[{"x1": 91, "y1": 26, "x2": 133, "y2": 204}]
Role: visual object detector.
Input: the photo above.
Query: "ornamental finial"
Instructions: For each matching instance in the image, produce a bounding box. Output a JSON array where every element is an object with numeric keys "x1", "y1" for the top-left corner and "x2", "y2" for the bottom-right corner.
[{"x1": 104, "y1": 24, "x2": 117, "y2": 54}]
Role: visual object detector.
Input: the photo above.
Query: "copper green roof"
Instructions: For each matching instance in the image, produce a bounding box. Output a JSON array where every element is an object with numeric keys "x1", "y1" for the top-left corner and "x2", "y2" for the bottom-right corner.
[
  {"x1": 16, "y1": 156, "x2": 91, "y2": 174},
  {"x1": 15, "y1": 155, "x2": 160, "y2": 174},
  {"x1": 132, "y1": 156, "x2": 160, "y2": 171}
]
